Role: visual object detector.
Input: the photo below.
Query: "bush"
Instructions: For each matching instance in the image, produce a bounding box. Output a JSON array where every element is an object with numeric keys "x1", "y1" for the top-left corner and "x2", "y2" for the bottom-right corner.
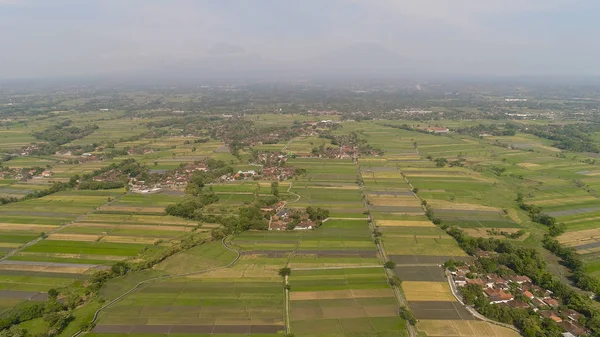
[
  {"x1": 384, "y1": 261, "x2": 396, "y2": 269},
  {"x1": 278, "y1": 267, "x2": 291, "y2": 277}
]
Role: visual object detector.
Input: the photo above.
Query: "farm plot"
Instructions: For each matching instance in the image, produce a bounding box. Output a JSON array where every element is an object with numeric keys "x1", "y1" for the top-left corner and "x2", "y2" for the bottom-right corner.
[
  {"x1": 100, "y1": 192, "x2": 180, "y2": 214},
  {"x1": 232, "y1": 220, "x2": 380, "y2": 268},
  {"x1": 94, "y1": 278, "x2": 285, "y2": 335},
  {"x1": 0, "y1": 190, "x2": 125, "y2": 254},
  {"x1": 289, "y1": 268, "x2": 407, "y2": 336},
  {"x1": 417, "y1": 320, "x2": 521, "y2": 337}
]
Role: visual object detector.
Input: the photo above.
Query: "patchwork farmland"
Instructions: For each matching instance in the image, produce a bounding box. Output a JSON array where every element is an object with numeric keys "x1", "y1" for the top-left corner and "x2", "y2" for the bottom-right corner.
[{"x1": 3, "y1": 88, "x2": 600, "y2": 337}]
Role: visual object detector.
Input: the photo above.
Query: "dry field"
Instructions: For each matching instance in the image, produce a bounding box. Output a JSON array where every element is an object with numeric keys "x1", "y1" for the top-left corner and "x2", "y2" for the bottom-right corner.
[
  {"x1": 417, "y1": 320, "x2": 521, "y2": 337},
  {"x1": 377, "y1": 220, "x2": 435, "y2": 227},
  {"x1": 428, "y1": 200, "x2": 502, "y2": 212},
  {"x1": 402, "y1": 281, "x2": 455, "y2": 302},
  {"x1": 558, "y1": 228, "x2": 600, "y2": 247}
]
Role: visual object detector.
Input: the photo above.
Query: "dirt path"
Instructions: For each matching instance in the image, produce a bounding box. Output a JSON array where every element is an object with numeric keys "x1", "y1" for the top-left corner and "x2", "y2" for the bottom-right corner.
[{"x1": 71, "y1": 237, "x2": 241, "y2": 337}]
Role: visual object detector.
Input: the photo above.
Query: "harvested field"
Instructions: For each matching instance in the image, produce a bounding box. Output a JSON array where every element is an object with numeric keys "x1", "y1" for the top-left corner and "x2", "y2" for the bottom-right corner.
[
  {"x1": 409, "y1": 302, "x2": 474, "y2": 320},
  {"x1": 428, "y1": 201, "x2": 501, "y2": 212},
  {"x1": 377, "y1": 220, "x2": 434, "y2": 227},
  {"x1": 417, "y1": 320, "x2": 520, "y2": 337},
  {"x1": 390, "y1": 255, "x2": 473, "y2": 265},
  {"x1": 402, "y1": 282, "x2": 456, "y2": 302},
  {"x1": 559, "y1": 228, "x2": 600, "y2": 246},
  {"x1": 0, "y1": 224, "x2": 58, "y2": 231},
  {"x1": 0, "y1": 261, "x2": 107, "y2": 273},
  {"x1": 99, "y1": 236, "x2": 159, "y2": 244},
  {"x1": 92, "y1": 324, "x2": 284, "y2": 334},
  {"x1": 47, "y1": 234, "x2": 101, "y2": 242},
  {"x1": 72, "y1": 223, "x2": 192, "y2": 232},
  {"x1": 290, "y1": 289, "x2": 392, "y2": 301},
  {"x1": 394, "y1": 266, "x2": 446, "y2": 282},
  {"x1": 517, "y1": 163, "x2": 540, "y2": 168}
]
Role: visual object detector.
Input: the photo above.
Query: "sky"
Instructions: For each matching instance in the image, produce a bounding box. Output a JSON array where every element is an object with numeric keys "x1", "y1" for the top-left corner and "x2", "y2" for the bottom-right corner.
[{"x1": 0, "y1": 0, "x2": 598, "y2": 79}]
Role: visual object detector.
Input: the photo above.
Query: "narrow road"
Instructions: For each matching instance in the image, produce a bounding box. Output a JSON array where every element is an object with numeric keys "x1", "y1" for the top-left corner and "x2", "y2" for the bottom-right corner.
[{"x1": 71, "y1": 237, "x2": 241, "y2": 337}]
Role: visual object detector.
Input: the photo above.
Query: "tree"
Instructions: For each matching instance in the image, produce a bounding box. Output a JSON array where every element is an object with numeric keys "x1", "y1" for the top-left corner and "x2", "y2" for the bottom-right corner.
[
  {"x1": 271, "y1": 181, "x2": 279, "y2": 198},
  {"x1": 278, "y1": 267, "x2": 291, "y2": 277},
  {"x1": 434, "y1": 157, "x2": 448, "y2": 167},
  {"x1": 384, "y1": 261, "x2": 396, "y2": 269},
  {"x1": 47, "y1": 288, "x2": 59, "y2": 299}
]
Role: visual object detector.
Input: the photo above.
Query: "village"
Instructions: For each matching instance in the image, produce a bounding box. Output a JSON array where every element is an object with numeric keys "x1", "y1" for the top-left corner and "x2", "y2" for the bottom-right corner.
[{"x1": 448, "y1": 257, "x2": 589, "y2": 337}]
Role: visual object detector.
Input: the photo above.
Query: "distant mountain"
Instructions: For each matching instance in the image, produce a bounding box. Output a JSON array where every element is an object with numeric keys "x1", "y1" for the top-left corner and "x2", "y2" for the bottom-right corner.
[
  {"x1": 298, "y1": 43, "x2": 415, "y2": 77},
  {"x1": 127, "y1": 43, "x2": 417, "y2": 81}
]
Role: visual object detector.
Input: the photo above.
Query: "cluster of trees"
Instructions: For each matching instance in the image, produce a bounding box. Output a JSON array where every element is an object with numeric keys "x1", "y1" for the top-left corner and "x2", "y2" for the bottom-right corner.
[
  {"x1": 0, "y1": 292, "x2": 75, "y2": 337},
  {"x1": 166, "y1": 160, "x2": 233, "y2": 220},
  {"x1": 306, "y1": 206, "x2": 329, "y2": 222},
  {"x1": 445, "y1": 227, "x2": 600, "y2": 335},
  {"x1": 454, "y1": 123, "x2": 517, "y2": 137},
  {"x1": 0, "y1": 196, "x2": 18, "y2": 205},
  {"x1": 543, "y1": 236, "x2": 600, "y2": 294},
  {"x1": 78, "y1": 159, "x2": 149, "y2": 190},
  {"x1": 523, "y1": 124, "x2": 600, "y2": 153},
  {"x1": 516, "y1": 193, "x2": 565, "y2": 237},
  {"x1": 459, "y1": 284, "x2": 563, "y2": 337},
  {"x1": 486, "y1": 228, "x2": 527, "y2": 239},
  {"x1": 32, "y1": 120, "x2": 99, "y2": 146}
]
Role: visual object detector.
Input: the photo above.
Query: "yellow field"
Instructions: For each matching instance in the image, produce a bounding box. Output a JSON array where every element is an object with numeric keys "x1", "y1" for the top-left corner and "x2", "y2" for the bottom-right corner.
[
  {"x1": 47, "y1": 233, "x2": 101, "y2": 242},
  {"x1": 517, "y1": 163, "x2": 540, "y2": 168},
  {"x1": 558, "y1": 228, "x2": 600, "y2": 246},
  {"x1": 417, "y1": 320, "x2": 521, "y2": 337},
  {"x1": 428, "y1": 200, "x2": 501, "y2": 212},
  {"x1": 0, "y1": 263, "x2": 97, "y2": 274},
  {"x1": 0, "y1": 223, "x2": 59, "y2": 231},
  {"x1": 369, "y1": 196, "x2": 421, "y2": 207},
  {"x1": 377, "y1": 220, "x2": 434, "y2": 227},
  {"x1": 402, "y1": 282, "x2": 455, "y2": 302}
]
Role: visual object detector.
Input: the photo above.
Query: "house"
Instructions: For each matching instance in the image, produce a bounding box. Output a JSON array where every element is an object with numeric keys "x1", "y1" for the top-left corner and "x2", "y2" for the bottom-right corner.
[
  {"x1": 484, "y1": 288, "x2": 514, "y2": 304},
  {"x1": 479, "y1": 132, "x2": 492, "y2": 137},
  {"x1": 485, "y1": 275, "x2": 507, "y2": 289},
  {"x1": 41, "y1": 170, "x2": 53, "y2": 177},
  {"x1": 466, "y1": 278, "x2": 485, "y2": 287},
  {"x1": 454, "y1": 276, "x2": 467, "y2": 287},
  {"x1": 522, "y1": 290, "x2": 535, "y2": 300},
  {"x1": 558, "y1": 320, "x2": 588, "y2": 336},
  {"x1": 427, "y1": 127, "x2": 450, "y2": 133},
  {"x1": 544, "y1": 298, "x2": 560, "y2": 308},
  {"x1": 540, "y1": 311, "x2": 562, "y2": 323},
  {"x1": 563, "y1": 309, "x2": 582, "y2": 322},
  {"x1": 507, "y1": 275, "x2": 532, "y2": 285},
  {"x1": 531, "y1": 298, "x2": 547, "y2": 310}
]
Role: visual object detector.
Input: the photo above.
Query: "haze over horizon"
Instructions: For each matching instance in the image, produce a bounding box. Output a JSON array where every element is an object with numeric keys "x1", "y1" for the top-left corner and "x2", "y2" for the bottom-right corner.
[{"x1": 0, "y1": 0, "x2": 598, "y2": 80}]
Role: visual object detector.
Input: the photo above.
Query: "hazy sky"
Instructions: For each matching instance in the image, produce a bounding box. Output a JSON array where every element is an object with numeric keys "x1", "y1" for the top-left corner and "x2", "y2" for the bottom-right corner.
[{"x1": 0, "y1": 0, "x2": 598, "y2": 79}]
